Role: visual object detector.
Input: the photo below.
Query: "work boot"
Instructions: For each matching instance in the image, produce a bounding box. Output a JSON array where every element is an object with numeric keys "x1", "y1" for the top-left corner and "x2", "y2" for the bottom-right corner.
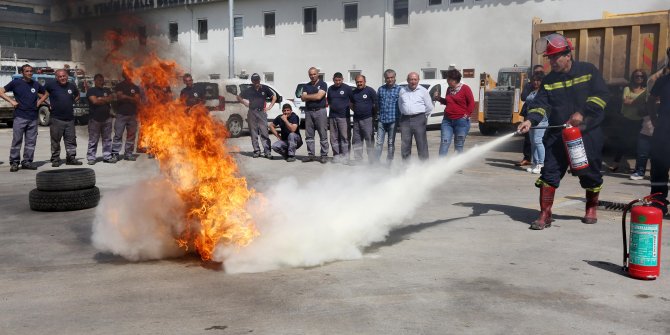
[
  {"x1": 51, "y1": 159, "x2": 61, "y2": 167},
  {"x1": 582, "y1": 190, "x2": 599, "y2": 224},
  {"x1": 10, "y1": 163, "x2": 19, "y2": 172},
  {"x1": 66, "y1": 158, "x2": 83, "y2": 165},
  {"x1": 21, "y1": 162, "x2": 37, "y2": 170},
  {"x1": 530, "y1": 185, "x2": 556, "y2": 230}
]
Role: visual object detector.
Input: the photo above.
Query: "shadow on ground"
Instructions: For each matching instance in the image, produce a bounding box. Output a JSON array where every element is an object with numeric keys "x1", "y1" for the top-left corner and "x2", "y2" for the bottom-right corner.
[
  {"x1": 365, "y1": 217, "x2": 464, "y2": 253},
  {"x1": 454, "y1": 202, "x2": 581, "y2": 224}
]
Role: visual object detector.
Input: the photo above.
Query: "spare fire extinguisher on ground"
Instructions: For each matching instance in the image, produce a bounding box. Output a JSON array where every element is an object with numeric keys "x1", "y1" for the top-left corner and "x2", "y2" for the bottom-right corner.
[
  {"x1": 562, "y1": 124, "x2": 589, "y2": 176},
  {"x1": 622, "y1": 194, "x2": 664, "y2": 280}
]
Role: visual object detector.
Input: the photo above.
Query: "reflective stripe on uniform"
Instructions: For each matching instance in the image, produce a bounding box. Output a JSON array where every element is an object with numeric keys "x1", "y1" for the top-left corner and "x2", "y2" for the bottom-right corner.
[
  {"x1": 584, "y1": 185, "x2": 603, "y2": 193},
  {"x1": 543, "y1": 74, "x2": 592, "y2": 91},
  {"x1": 586, "y1": 96, "x2": 607, "y2": 109},
  {"x1": 528, "y1": 108, "x2": 546, "y2": 117},
  {"x1": 535, "y1": 178, "x2": 552, "y2": 188}
]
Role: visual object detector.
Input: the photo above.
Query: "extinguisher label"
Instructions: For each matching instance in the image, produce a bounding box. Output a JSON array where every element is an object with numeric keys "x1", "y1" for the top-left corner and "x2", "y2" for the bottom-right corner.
[
  {"x1": 565, "y1": 138, "x2": 588, "y2": 169},
  {"x1": 629, "y1": 223, "x2": 659, "y2": 266}
]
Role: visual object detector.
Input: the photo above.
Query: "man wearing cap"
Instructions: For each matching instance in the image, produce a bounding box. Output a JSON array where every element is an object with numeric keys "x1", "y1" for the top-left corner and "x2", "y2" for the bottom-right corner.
[
  {"x1": 0, "y1": 64, "x2": 47, "y2": 172},
  {"x1": 43, "y1": 69, "x2": 82, "y2": 166},
  {"x1": 237, "y1": 73, "x2": 275, "y2": 158},
  {"x1": 327, "y1": 72, "x2": 353, "y2": 164},
  {"x1": 300, "y1": 67, "x2": 329, "y2": 163},
  {"x1": 517, "y1": 33, "x2": 609, "y2": 230}
]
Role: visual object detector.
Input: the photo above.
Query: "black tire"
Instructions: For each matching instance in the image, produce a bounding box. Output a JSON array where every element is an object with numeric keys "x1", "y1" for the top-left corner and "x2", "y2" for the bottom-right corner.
[
  {"x1": 36, "y1": 168, "x2": 96, "y2": 192},
  {"x1": 38, "y1": 105, "x2": 50, "y2": 126},
  {"x1": 478, "y1": 122, "x2": 498, "y2": 136},
  {"x1": 29, "y1": 187, "x2": 100, "y2": 212},
  {"x1": 226, "y1": 114, "x2": 244, "y2": 138}
]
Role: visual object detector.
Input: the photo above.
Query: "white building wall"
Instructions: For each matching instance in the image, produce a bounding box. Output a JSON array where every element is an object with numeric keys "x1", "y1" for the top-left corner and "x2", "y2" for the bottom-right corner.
[{"x1": 70, "y1": 0, "x2": 669, "y2": 96}]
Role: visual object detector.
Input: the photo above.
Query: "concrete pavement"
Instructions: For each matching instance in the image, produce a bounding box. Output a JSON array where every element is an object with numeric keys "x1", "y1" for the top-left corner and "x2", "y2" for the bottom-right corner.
[{"x1": 0, "y1": 123, "x2": 668, "y2": 335}]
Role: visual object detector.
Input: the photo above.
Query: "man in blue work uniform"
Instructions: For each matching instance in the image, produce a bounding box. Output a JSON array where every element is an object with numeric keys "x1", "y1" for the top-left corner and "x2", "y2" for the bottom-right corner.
[
  {"x1": 112, "y1": 71, "x2": 141, "y2": 161},
  {"x1": 376, "y1": 69, "x2": 402, "y2": 164},
  {"x1": 518, "y1": 33, "x2": 609, "y2": 230},
  {"x1": 0, "y1": 64, "x2": 47, "y2": 172},
  {"x1": 43, "y1": 69, "x2": 82, "y2": 167},
  {"x1": 270, "y1": 103, "x2": 303, "y2": 162},
  {"x1": 86, "y1": 73, "x2": 116, "y2": 165},
  {"x1": 301, "y1": 67, "x2": 329, "y2": 163},
  {"x1": 237, "y1": 73, "x2": 276, "y2": 158},
  {"x1": 179, "y1": 73, "x2": 204, "y2": 108},
  {"x1": 327, "y1": 72, "x2": 353, "y2": 164},
  {"x1": 350, "y1": 74, "x2": 378, "y2": 163},
  {"x1": 647, "y1": 49, "x2": 670, "y2": 216}
]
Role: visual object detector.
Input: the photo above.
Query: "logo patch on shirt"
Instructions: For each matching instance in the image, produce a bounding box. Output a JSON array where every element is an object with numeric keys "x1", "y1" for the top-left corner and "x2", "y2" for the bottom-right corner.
[
  {"x1": 30, "y1": 88, "x2": 36, "y2": 93},
  {"x1": 363, "y1": 94, "x2": 368, "y2": 99},
  {"x1": 104, "y1": 92, "x2": 108, "y2": 96},
  {"x1": 262, "y1": 92, "x2": 266, "y2": 96},
  {"x1": 340, "y1": 91, "x2": 344, "y2": 95},
  {"x1": 130, "y1": 89, "x2": 136, "y2": 94},
  {"x1": 193, "y1": 93, "x2": 198, "y2": 97},
  {"x1": 67, "y1": 89, "x2": 72, "y2": 94}
]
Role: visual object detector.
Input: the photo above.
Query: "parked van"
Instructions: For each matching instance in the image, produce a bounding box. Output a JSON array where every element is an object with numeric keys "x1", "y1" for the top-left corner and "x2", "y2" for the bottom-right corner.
[{"x1": 211, "y1": 78, "x2": 297, "y2": 137}]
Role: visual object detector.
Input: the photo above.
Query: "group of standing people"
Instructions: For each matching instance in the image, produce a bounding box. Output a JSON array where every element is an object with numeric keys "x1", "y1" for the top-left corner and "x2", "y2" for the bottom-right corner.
[{"x1": 237, "y1": 67, "x2": 476, "y2": 165}]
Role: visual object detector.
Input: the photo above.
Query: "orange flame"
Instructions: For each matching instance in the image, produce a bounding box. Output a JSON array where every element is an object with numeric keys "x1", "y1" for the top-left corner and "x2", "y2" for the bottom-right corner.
[{"x1": 104, "y1": 32, "x2": 258, "y2": 261}]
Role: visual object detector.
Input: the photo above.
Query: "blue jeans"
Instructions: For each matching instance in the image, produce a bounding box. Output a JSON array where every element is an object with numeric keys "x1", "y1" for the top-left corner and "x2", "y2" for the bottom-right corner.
[
  {"x1": 439, "y1": 116, "x2": 470, "y2": 157},
  {"x1": 634, "y1": 134, "x2": 652, "y2": 175},
  {"x1": 530, "y1": 117, "x2": 548, "y2": 165},
  {"x1": 375, "y1": 121, "x2": 397, "y2": 161}
]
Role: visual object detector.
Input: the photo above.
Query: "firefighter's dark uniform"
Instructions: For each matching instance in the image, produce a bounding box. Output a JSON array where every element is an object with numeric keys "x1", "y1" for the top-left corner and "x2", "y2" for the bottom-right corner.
[{"x1": 526, "y1": 61, "x2": 609, "y2": 191}]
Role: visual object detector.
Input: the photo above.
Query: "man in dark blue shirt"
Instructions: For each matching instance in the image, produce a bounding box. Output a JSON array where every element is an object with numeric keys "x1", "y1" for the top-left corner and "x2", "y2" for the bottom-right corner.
[
  {"x1": 44, "y1": 69, "x2": 82, "y2": 166},
  {"x1": 179, "y1": 73, "x2": 204, "y2": 108},
  {"x1": 0, "y1": 64, "x2": 47, "y2": 171},
  {"x1": 327, "y1": 72, "x2": 352, "y2": 164},
  {"x1": 269, "y1": 103, "x2": 303, "y2": 162},
  {"x1": 300, "y1": 67, "x2": 329, "y2": 163},
  {"x1": 648, "y1": 52, "x2": 670, "y2": 216},
  {"x1": 113, "y1": 71, "x2": 141, "y2": 161},
  {"x1": 350, "y1": 75, "x2": 378, "y2": 163},
  {"x1": 237, "y1": 73, "x2": 276, "y2": 158},
  {"x1": 86, "y1": 73, "x2": 116, "y2": 165}
]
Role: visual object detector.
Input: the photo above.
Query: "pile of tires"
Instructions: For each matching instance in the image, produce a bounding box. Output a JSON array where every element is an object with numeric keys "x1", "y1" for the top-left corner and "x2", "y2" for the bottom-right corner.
[{"x1": 29, "y1": 168, "x2": 100, "y2": 212}]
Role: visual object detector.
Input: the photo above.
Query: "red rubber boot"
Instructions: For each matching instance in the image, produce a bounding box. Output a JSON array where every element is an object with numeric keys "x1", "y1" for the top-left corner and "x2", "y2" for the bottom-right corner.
[
  {"x1": 582, "y1": 190, "x2": 599, "y2": 224},
  {"x1": 530, "y1": 186, "x2": 556, "y2": 230}
]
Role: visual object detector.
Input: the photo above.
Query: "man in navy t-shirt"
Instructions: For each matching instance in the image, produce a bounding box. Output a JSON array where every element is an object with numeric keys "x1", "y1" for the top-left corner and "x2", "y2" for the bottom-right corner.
[
  {"x1": 113, "y1": 71, "x2": 141, "y2": 161},
  {"x1": 0, "y1": 64, "x2": 47, "y2": 171},
  {"x1": 300, "y1": 67, "x2": 329, "y2": 163},
  {"x1": 327, "y1": 72, "x2": 353, "y2": 164},
  {"x1": 269, "y1": 103, "x2": 303, "y2": 162},
  {"x1": 86, "y1": 73, "x2": 116, "y2": 165},
  {"x1": 350, "y1": 75, "x2": 378, "y2": 163},
  {"x1": 43, "y1": 69, "x2": 81, "y2": 166},
  {"x1": 179, "y1": 73, "x2": 204, "y2": 108},
  {"x1": 236, "y1": 73, "x2": 276, "y2": 158}
]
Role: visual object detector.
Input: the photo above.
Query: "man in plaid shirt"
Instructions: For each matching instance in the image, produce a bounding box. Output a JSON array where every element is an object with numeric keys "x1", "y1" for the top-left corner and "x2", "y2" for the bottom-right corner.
[{"x1": 375, "y1": 69, "x2": 402, "y2": 164}]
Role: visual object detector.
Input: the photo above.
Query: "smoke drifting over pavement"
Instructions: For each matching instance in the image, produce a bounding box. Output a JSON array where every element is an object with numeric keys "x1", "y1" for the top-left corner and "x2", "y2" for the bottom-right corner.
[{"x1": 92, "y1": 133, "x2": 514, "y2": 271}]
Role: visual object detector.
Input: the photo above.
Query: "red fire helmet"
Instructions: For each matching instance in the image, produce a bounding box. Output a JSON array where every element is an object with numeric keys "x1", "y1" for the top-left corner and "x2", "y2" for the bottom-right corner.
[{"x1": 535, "y1": 33, "x2": 573, "y2": 56}]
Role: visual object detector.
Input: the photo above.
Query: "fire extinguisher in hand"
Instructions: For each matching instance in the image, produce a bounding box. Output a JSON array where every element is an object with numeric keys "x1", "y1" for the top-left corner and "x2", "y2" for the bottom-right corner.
[
  {"x1": 562, "y1": 124, "x2": 589, "y2": 176},
  {"x1": 622, "y1": 194, "x2": 664, "y2": 280}
]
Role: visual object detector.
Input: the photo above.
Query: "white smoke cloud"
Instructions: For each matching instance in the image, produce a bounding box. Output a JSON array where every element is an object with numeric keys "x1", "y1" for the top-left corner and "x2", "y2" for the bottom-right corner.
[{"x1": 91, "y1": 133, "x2": 514, "y2": 271}]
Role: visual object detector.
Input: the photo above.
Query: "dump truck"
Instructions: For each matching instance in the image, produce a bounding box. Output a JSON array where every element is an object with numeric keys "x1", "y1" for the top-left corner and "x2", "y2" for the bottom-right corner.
[
  {"x1": 531, "y1": 10, "x2": 670, "y2": 140},
  {"x1": 477, "y1": 65, "x2": 529, "y2": 135}
]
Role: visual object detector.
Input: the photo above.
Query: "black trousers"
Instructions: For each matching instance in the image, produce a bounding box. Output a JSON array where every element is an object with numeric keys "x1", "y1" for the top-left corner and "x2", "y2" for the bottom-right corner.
[
  {"x1": 537, "y1": 130, "x2": 603, "y2": 190},
  {"x1": 50, "y1": 118, "x2": 77, "y2": 161}
]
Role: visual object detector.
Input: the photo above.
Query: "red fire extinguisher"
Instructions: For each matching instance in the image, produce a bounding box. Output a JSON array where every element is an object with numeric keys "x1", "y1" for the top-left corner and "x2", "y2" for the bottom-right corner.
[
  {"x1": 562, "y1": 125, "x2": 589, "y2": 176},
  {"x1": 622, "y1": 194, "x2": 664, "y2": 280}
]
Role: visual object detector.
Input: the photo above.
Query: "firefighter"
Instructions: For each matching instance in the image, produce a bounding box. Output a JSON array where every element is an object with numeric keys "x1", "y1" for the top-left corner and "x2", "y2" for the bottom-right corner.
[{"x1": 517, "y1": 33, "x2": 609, "y2": 230}]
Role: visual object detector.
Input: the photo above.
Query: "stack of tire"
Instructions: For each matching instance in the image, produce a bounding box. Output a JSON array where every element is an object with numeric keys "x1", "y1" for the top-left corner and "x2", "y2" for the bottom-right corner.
[{"x1": 29, "y1": 168, "x2": 100, "y2": 212}]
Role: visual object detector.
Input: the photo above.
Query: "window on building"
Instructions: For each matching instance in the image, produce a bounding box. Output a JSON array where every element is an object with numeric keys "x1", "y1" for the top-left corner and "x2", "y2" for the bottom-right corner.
[
  {"x1": 344, "y1": 3, "x2": 358, "y2": 30},
  {"x1": 198, "y1": 19, "x2": 208, "y2": 41},
  {"x1": 422, "y1": 68, "x2": 437, "y2": 79},
  {"x1": 303, "y1": 7, "x2": 317, "y2": 33},
  {"x1": 138, "y1": 26, "x2": 147, "y2": 46},
  {"x1": 393, "y1": 0, "x2": 408, "y2": 26},
  {"x1": 264, "y1": 72, "x2": 274, "y2": 84},
  {"x1": 264, "y1": 12, "x2": 275, "y2": 36},
  {"x1": 84, "y1": 30, "x2": 92, "y2": 50},
  {"x1": 169, "y1": 22, "x2": 178, "y2": 43},
  {"x1": 0, "y1": 27, "x2": 70, "y2": 51},
  {"x1": 318, "y1": 73, "x2": 325, "y2": 81},
  {"x1": 234, "y1": 16, "x2": 243, "y2": 38},
  {"x1": 429, "y1": 0, "x2": 442, "y2": 5},
  {"x1": 349, "y1": 70, "x2": 361, "y2": 83},
  {"x1": 450, "y1": 0, "x2": 464, "y2": 3}
]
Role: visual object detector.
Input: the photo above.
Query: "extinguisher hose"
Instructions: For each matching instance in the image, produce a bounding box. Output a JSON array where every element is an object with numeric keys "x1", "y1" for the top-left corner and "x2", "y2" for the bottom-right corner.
[{"x1": 621, "y1": 199, "x2": 639, "y2": 272}]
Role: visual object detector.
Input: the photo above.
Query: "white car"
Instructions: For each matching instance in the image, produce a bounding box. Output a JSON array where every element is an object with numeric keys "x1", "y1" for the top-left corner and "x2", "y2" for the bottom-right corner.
[{"x1": 204, "y1": 78, "x2": 297, "y2": 138}]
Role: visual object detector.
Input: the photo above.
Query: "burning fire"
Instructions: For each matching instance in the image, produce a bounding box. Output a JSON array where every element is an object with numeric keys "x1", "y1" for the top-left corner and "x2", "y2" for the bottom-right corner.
[{"x1": 104, "y1": 34, "x2": 258, "y2": 261}]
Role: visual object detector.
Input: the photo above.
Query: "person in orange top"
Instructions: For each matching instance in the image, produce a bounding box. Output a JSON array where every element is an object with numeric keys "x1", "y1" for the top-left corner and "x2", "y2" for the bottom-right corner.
[{"x1": 434, "y1": 69, "x2": 475, "y2": 157}]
